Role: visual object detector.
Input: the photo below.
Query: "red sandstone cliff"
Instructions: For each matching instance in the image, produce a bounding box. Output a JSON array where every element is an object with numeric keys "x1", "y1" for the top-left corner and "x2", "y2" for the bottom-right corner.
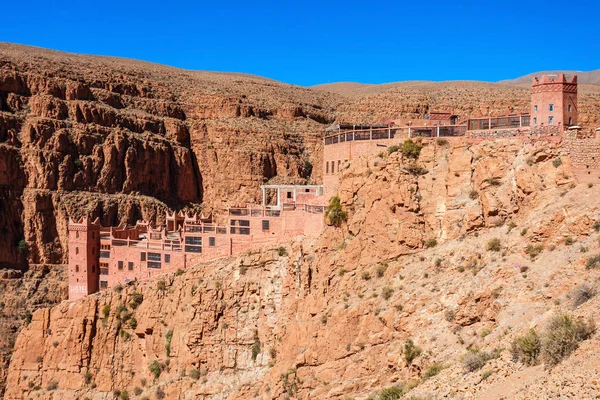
[{"x1": 6, "y1": 139, "x2": 600, "y2": 399}]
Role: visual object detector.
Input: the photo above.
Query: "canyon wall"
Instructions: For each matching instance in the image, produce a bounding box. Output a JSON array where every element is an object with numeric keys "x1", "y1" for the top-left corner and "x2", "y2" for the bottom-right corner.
[{"x1": 7, "y1": 138, "x2": 600, "y2": 399}]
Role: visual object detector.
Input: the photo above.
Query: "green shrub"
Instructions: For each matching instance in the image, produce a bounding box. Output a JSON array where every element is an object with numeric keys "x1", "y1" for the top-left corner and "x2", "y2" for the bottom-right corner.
[
  {"x1": 189, "y1": 368, "x2": 201, "y2": 380},
  {"x1": 73, "y1": 158, "x2": 83, "y2": 169},
  {"x1": 129, "y1": 317, "x2": 138, "y2": 330},
  {"x1": 361, "y1": 271, "x2": 371, "y2": 280},
  {"x1": 102, "y1": 303, "x2": 111, "y2": 319},
  {"x1": 400, "y1": 140, "x2": 423, "y2": 159},
  {"x1": 114, "y1": 284, "x2": 123, "y2": 293},
  {"x1": 17, "y1": 239, "x2": 28, "y2": 255},
  {"x1": 405, "y1": 163, "x2": 428, "y2": 176},
  {"x1": 444, "y1": 309, "x2": 455, "y2": 322},
  {"x1": 277, "y1": 247, "x2": 288, "y2": 257},
  {"x1": 148, "y1": 360, "x2": 162, "y2": 379},
  {"x1": 157, "y1": 280, "x2": 167, "y2": 291},
  {"x1": 47, "y1": 381, "x2": 58, "y2": 390},
  {"x1": 175, "y1": 268, "x2": 184, "y2": 276},
  {"x1": 24, "y1": 311, "x2": 32, "y2": 325},
  {"x1": 525, "y1": 244, "x2": 543, "y2": 260},
  {"x1": 338, "y1": 268, "x2": 347, "y2": 276},
  {"x1": 593, "y1": 221, "x2": 600, "y2": 232},
  {"x1": 377, "y1": 385, "x2": 404, "y2": 400},
  {"x1": 325, "y1": 196, "x2": 347, "y2": 227},
  {"x1": 119, "y1": 390, "x2": 129, "y2": 400},
  {"x1": 469, "y1": 190, "x2": 479, "y2": 200},
  {"x1": 570, "y1": 283, "x2": 596, "y2": 309},
  {"x1": 129, "y1": 292, "x2": 143, "y2": 309},
  {"x1": 541, "y1": 313, "x2": 595, "y2": 366},
  {"x1": 585, "y1": 254, "x2": 600, "y2": 269},
  {"x1": 484, "y1": 177, "x2": 502, "y2": 186},
  {"x1": 511, "y1": 329, "x2": 541, "y2": 366},
  {"x1": 133, "y1": 387, "x2": 143, "y2": 396},
  {"x1": 565, "y1": 236, "x2": 574, "y2": 246},
  {"x1": 304, "y1": 160, "x2": 313, "y2": 177},
  {"x1": 552, "y1": 158, "x2": 562, "y2": 168},
  {"x1": 423, "y1": 362, "x2": 445, "y2": 379},
  {"x1": 436, "y1": 139, "x2": 449, "y2": 146},
  {"x1": 376, "y1": 263, "x2": 388, "y2": 278},
  {"x1": 165, "y1": 330, "x2": 173, "y2": 357},
  {"x1": 388, "y1": 145, "x2": 400, "y2": 155},
  {"x1": 424, "y1": 238, "x2": 437, "y2": 248},
  {"x1": 403, "y1": 339, "x2": 422, "y2": 366},
  {"x1": 481, "y1": 370, "x2": 493, "y2": 380},
  {"x1": 84, "y1": 370, "x2": 93, "y2": 385},
  {"x1": 486, "y1": 238, "x2": 501, "y2": 252},
  {"x1": 155, "y1": 387, "x2": 165, "y2": 399}
]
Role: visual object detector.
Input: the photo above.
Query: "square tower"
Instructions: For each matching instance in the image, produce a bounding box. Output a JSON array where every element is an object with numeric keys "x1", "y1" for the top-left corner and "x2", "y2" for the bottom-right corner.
[
  {"x1": 68, "y1": 217, "x2": 100, "y2": 300},
  {"x1": 531, "y1": 74, "x2": 578, "y2": 128}
]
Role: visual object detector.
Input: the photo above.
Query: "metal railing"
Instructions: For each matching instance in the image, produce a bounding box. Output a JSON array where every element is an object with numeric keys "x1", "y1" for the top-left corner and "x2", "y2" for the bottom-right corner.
[
  {"x1": 467, "y1": 115, "x2": 530, "y2": 131},
  {"x1": 324, "y1": 125, "x2": 467, "y2": 144}
]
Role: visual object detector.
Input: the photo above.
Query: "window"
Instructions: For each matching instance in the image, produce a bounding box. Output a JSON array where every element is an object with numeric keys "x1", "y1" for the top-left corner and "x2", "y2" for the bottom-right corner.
[
  {"x1": 534, "y1": 105, "x2": 538, "y2": 113},
  {"x1": 209, "y1": 237, "x2": 216, "y2": 246},
  {"x1": 185, "y1": 236, "x2": 202, "y2": 245},
  {"x1": 148, "y1": 262, "x2": 161, "y2": 269},
  {"x1": 100, "y1": 280, "x2": 108, "y2": 289},
  {"x1": 148, "y1": 252, "x2": 161, "y2": 262},
  {"x1": 100, "y1": 244, "x2": 110, "y2": 259},
  {"x1": 128, "y1": 262, "x2": 134, "y2": 271},
  {"x1": 287, "y1": 192, "x2": 292, "y2": 199},
  {"x1": 568, "y1": 117, "x2": 572, "y2": 125},
  {"x1": 101, "y1": 244, "x2": 111, "y2": 250},
  {"x1": 185, "y1": 245, "x2": 202, "y2": 253},
  {"x1": 548, "y1": 116, "x2": 554, "y2": 125},
  {"x1": 549, "y1": 104, "x2": 554, "y2": 112},
  {"x1": 326, "y1": 162, "x2": 329, "y2": 174},
  {"x1": 75, "y1": 247, "x2": 79, "y2": 255},
  {"x1": 75, "y1": 265, "x2": 80, "y2": 273},
  {"x1": 141, "y1": 252, "x2": 146, "y2": 261},
  {"x1": 331, "y1": 161, "x2": 335, "y2": 173},
  {"x1": 76, "y1": 231, "x2": 79, "y2": 239},
  {"x1": 568, "y1": 104, "x2": 572, "y2": 112},
  {"x1": 118, "y1": 261, "x2": 123, "y2": 270},
  {"x1": 164, "y1": 254, "x2": 170, "y2": 263},
  {"x1": 533, "y1": 117, "x2": 537, "y2": 126},
  {"x1": 100, "y1": 262, "x2": 109, "y2": 275},
  {"x1": 262, "y1": 220, "x2": 270, "y2": 231}
]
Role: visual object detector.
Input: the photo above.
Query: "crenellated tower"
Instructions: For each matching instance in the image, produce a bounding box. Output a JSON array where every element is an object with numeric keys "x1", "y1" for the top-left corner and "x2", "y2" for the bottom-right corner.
[
  {"x1": 68, "y1": 217, "x2": 100, "y2": 300},
  {"x1": 531, "y1": 74, "x2": 578, "y2": 128}
]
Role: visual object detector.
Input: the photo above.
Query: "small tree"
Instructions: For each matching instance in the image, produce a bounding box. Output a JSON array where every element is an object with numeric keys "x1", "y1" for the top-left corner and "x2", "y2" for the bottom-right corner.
[
  {"x1": 400, "y1": 140, "x2": 423, "y2": 160},
  {"x1": 17, "y1": 239, "x2": 28, "y2": 255},
  {"x1": 325, "y1": 196, "x2": 347, "y2": 227}
]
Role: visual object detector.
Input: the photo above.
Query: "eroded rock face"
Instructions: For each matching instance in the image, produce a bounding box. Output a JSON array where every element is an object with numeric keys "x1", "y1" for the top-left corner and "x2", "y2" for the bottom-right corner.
[
  {"x1": 7, "y1": 139, "x2": 600, "y2": 399},
  {"x1": 0, "y1": 43, "x2": 334, "y2": 268}
]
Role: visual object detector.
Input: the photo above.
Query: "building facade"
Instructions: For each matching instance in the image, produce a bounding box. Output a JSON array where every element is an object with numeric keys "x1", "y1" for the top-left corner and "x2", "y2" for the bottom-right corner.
[
  {"x1": 68, "y1": 185, "x2": 325, "y2": 300},
  {"x1": 531, "y1": 74, "x2": 578, "y2": 128}
]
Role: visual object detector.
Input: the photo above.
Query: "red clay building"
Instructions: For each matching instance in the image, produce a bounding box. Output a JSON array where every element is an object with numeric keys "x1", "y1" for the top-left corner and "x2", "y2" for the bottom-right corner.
[
  {"x1": 68, "y1": 185, "x2": 325, "y2": 300},
  {"x1": 531, "y1": 74, "x2": 578, "y2": 128}
]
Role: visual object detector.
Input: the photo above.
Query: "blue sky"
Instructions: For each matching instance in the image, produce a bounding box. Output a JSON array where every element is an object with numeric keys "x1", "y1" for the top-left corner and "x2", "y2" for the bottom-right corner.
[{"x1": 3, "y1": 0, "x2": 599, "y2": 86}]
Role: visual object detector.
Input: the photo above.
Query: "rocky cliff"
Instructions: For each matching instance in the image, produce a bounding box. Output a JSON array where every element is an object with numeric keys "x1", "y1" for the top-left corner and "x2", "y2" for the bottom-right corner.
[{"x1": 6, "y1": 138, "x2": 600, "y2": 399}]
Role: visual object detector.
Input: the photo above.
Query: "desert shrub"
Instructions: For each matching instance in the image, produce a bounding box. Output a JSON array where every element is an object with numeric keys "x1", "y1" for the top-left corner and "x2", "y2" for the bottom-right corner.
[
  {"x1": 507, "y1": 221, "x2": 517, "y2": 232},
  {"x1": 24, "y1": 311, "x2": 33, "y2": 325},
  {"x1": 155, "y1": 387, "x2": 166, "y2": 399},
  {"x1": 17, "y1": 239, "x2": 28, "y2": 255},
  {"x1": 403, "y1": 339, "x2": 422, "y2": 366},
  {"x1": 119, "y1": 390, "x2": 129, "y2": 400},
  {"x1": 400, "y1": 140, "x2": 423, "y2": 159},
  {"x1": 461, "y1": 348, "x2": 500, "y2": 372},
  {"x1": 486, "y1": 238, "x2": 501, "y2": 252},
  {"x1": 114, "y1": 284, "x2": 123, "y2": 293},
  {"x1": 47, "y1": 381, "x2": 58, "y2": 390},
  {"x1": 381, "y1": 286, "x2": 394, "y2": 300},
  {"x1": 84, "y1": 370, "x2": 93, "y2": 384},
  {"x1": 189, "y1": 368, "x2": 201, "y2": 380},
  {"x1": 156, "y1": 280, "x2": 167, "y2": 291},
  {"x1": 102, "y1": 303, "x2": 111, "y2": 319},
  {"x1": 73, "y1": 158, "x2": 83, "y2": 169},
  {"x1": 444, "y1": 309, "x2": 455, "y2": 322},
  {"x1": 593, "y1": 221, "x2": 600, "y2": 232},
  {"x1": 251, "y1": 330, "x2": 261, "y2": 362},
  {"x1": 405, "y1": 163, "x2": 428, "y2": 176},
  {"x1": 376, "y1": 263, "x2": 388, "y2": 277},
  {"x1": 129, "y1": 292, "x2": 143, "y2": 309},
  {"x1": 520, "y1": 228, "x2": 528, "y2": 236},
  {"x1": 511, "y1": 329, "x2": 541, "y2": 366},
  {"x1": 361, "y1": 271, "x2": 371, "y2": 280},
  {"x1": 388, "y1": 145, "x2": 400, "y2": 154},
  {"x1": 304, "y1": 160, "x2": 313, "y2": 177},
  {"x1": 541, "y1": 313, "x2": 595, "y2": 366},
  {"x1": 570, "y1": 283, "x2": 596, "y2": 309},
  {"x1": 423, "y1": 362, "x2": 445, "y2": 379},
  {"x1": 133, "y1": 387, "x2": 143, "y2": 396},
  {"x1": 436, "y1": 139, "x2": 449, "y2": 146},
  {"x1": 165, "y1": 330, "x2": 173, "y2": 357},
  {"x1": 484, "y1": 177, "x2": 502, "y2": 186},
  {"x1": 585, "y1": 254, "x2": 600, "y2": 269},
  {"x1": 377, "y1": 385, "x2": 404, "y2": 400},
  {"x1": 148, "y1": 360, "x2": 162, "y2": 379},
  {"x1": 565, "y1": 236, "x2": 574, "y2": 246},
  {"x1": 481, "y1": 370, "x2": 493, "y2": 380},
  {"x1": 277, "y1": 247, "x2": 288, "y2": 257},
  {"x1": 424, "y1": 238, "x2": 437, "y2": 248},
  {"x1": 469, "y1": 190, "x2": 479, "y2": 200},
  {"x1": 552, "y1": 158, "x2": 562, "y2": 168},
  {"x1": 525, "y1": 244, "x2": 543, "y2": 260},
  {"x1": 338, "y1": 268, "x2": 347, "y2": 276},
  {"x1": 325, "y1": 196, "x2": 347, "y2": 227},
  {"x1": 129, "y1": 317, "x2": 138, "y2": 330},
  {"x1": 175, "y1": 268, "x2": 184, "y2": 276}
]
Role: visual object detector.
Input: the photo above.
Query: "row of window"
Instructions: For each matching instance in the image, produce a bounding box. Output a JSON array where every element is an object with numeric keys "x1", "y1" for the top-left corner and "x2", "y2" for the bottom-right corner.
[
  {"x1": 532, "y1": 116, "x2": 573, "y2": 126},
  {"x1": 533, "y1": 104, "x2": 572, "y2": 113},
  {"x1": 325, "y1": 160, "x2": 347, "y2": 175}
]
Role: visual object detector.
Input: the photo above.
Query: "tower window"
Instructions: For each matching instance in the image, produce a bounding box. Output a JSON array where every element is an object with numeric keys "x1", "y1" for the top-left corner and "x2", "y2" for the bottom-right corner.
[
  {"x1": 141, "y1": 252, "x2": 146, "y2": 261},
  {"x1": 534, "y1": 105, "x2": 538, "y2": 113},
  {"x1": 533, "y1": 117, "x2": 537, "y2": 126},
  {"x1": 75, "y1": 247, "x2": 79, "y2": 255},
  {"x1": 262, "y1": 220, "x2": 270, "y2": 230},
  {"x1": 568, "y1": 117, "x2": 572, "y2": 125},
  {"x1": 164, "y1": 254, "x2": 170, "y2": 263},
  {"x1": 568, "y1": 104, "x2": 572, "y2": 112},
  {"x1": 548, "y1": 104, "x2": 554, "y2": 112},
  {"x1": 76, "y1": 231, "x2": 79, "y2": 239},
  {"x1": 209, "y1": 237, "x2": 216, "y2": 246},
  {"x1": 118, "y1": 261, "x2": 124, "y2": 270},
  {"x1": 548, "y1": 116, "x2": 554, "y2": 125},
  {"x1": 326, "y1": 162, "x2": 329, "y2": 174},
  {"x1": 128, "y1": 262, "x2": 134, "y2": 270},
  {"x1": 75, "y1": 265, "x2": 80, "y2": 273}
]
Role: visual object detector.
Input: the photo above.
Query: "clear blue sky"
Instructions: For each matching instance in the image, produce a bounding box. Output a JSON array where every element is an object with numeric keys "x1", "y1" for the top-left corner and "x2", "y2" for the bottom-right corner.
[{"x1": 3, "y1": 0, "x2": 599, "y2": 86}]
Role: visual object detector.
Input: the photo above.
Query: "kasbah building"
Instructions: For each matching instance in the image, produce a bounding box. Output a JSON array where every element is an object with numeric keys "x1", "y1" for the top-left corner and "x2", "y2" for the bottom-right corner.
[{"x1": 69, "y1": 73, "x2": 600, "y2": 300}]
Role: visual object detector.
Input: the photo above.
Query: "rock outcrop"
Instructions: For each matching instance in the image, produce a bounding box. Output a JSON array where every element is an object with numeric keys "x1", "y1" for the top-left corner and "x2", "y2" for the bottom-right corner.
[{"x1": 6, "y1": 138, "x2": 600, "y2": 399}]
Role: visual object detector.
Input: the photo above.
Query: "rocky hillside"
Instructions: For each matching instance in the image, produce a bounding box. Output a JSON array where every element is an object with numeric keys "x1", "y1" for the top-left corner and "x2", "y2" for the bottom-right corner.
[{"x1": 6, "y1": 138, "x2": 600, "y2": 399}]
